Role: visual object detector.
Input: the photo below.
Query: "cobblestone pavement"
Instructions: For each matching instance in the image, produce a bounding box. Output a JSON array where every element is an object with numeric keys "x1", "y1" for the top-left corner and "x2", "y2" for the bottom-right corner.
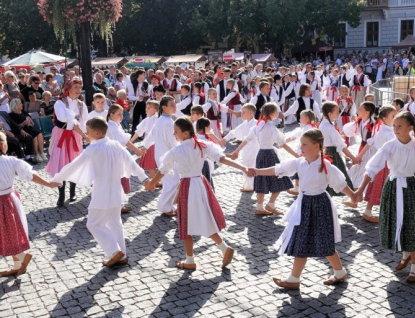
[{"x1": 1, "y1": 124, "x2": 415, "y2": 318}]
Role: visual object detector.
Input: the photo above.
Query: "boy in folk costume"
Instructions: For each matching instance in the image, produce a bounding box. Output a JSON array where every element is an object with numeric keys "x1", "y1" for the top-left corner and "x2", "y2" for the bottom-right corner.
[
  {"x1": 270, "y1": 75, "x2": 285, "y2": 126},
  {"x1": 349, "y1": 65, "x2": 370, "y2": 111},
  {"x1": 201, "y1": 88, "x2": 228, "y2": 139},
  {"x1": 143, "y1": 96, "x2": 180, "y2": 217},
  {"x1": 52, "y1": 118, "x2": 150, "y2": 266},
  {"x1": 283, "y1": 83, "x2": 321, "y2": 123},
  {"x1": 88, "y1": 93, "x2": 108, "y2": 120},
  {"x1": 335, "y1": 86, "x2": 357, "y2": 147},
  {"x1": 327, "y1": 69, "x2": 340, "y2": 101},
  {"x1": 220, "y1": 104, "x2": 259, "y2": 192},
  {"x1": 219, "y1": 79, "x2": 244, "y2": 131},
  {"x1": 45, "y1": 79, "x2": 89, "y2": 208},
  {"x1": 250, "y1": 81, "x2": 273, "y2": 119},
  {"x1": 0, "y1": 132, "x2": 60, "y2": 277},
  {"x1": 176, "y1": 84, "x2": 193, "y2": 116}
]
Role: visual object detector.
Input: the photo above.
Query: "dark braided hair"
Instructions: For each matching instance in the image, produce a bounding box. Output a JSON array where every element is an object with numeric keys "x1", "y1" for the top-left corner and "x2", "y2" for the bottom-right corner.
[
  {"x1": 174, "y1": 117, "x2": 203, "y2": 152},
  {"x1": 321, "y1": 101, "x2": 338, "y2": 125}
]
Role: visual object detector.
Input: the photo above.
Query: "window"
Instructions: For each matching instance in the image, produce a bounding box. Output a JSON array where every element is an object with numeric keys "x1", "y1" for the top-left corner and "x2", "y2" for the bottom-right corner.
[
  {"x1": 366, "y1": 22, "x2": 379, "y2": 47},
  {"x1": 334, "y1": 23, "x2": 346, "y2": 48},
  {"x1": 401, "y1": 20, "x2": 414, "y2": 41}
]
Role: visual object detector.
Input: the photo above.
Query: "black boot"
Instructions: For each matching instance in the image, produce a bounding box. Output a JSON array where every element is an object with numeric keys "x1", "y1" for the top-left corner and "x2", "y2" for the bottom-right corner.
[
  {"x1": 69, "y1": 182, "x2": 77, "y2": 202},
  {"x1": 57, "y1": 181, "x2": 66, "y2": 207}
]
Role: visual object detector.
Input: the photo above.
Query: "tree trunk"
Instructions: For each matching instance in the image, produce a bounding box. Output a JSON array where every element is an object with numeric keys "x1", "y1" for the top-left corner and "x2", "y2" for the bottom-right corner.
[{"x1": 79, "y1": 22, "x2": 94, "y2": 107}]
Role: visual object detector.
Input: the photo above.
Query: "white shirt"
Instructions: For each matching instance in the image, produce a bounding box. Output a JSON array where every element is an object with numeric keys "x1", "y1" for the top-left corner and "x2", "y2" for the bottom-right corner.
[
  {"x1": 245, "y1": 121, "x2": 286, "y2": 149},
  {"x1": 0, "y1": 156, "x2": 34, "y2": 191},
  {"x1": 349, "y1": 72, "x2": 370, "y2": 88},
  {"x1": 54, "y1": 97, "x2": 89, "y2": 132},
  {"x1": 144, "y1": 114, "x2": 179, "y2": 166},
  {"x1": 270, "y1": 85, "x2": 285, "y2": 106},
  {"x1": 127, "y1": 81, "x2": 148, "y2": 101},
  {"x1": 115, "y1": 80, "x2": 128, "y2": 91},
  {"x1": 250, "y1": 94, "x2": 275, "y2": 109},
  {"x1": 88, "y1": 109, "x2": 108, "y2": 120},
  {"x1": 320, "y1": 118, "x2": 346, "y2": 152},
  {"x1": 52, "y1": 137, "x2": 148, "y2": 209},
  {"x1": 107, "y1": 120, "x2": 130, "y2": 146},
  {"x1": 338, "y1": 98, "x2": 357, "y2": 118},
  {"x1": 366, "y1": 124, "x2": 395, "y2": 151},
  {"x1": 284, "y1": 97, "x2": 321, "y2": 119},
  {"x1": 176, "y1": 95, "x2": 192, "y2": 111},
  {"x1": 135, "y1": 114, "x2": 157, "y2": 138}
]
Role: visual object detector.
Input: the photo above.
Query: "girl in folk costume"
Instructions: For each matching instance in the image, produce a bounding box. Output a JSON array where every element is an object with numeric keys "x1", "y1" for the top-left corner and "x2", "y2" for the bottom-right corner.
[
  {"x1": 128, "y1": 69, "x2": 150, "y2": 132},
  {"x1": 192, "y1": 82, "x2": 206, "y2": 106},
  {"x1": 404, "y1": 87, "x2": 415, "y2": 115},
  {"x1": 285, "y1": 110, "x2": 317, "y2": 196},
  {"x1": 162, "y1": 68, "x2": 182, "y2": 102},
  {"x1": 327, "y1": 69, "x2": 340, "y2": 101},
  {"x1": 45, "y1": 79, "x2": 89, "y2": 208},
  {"x1": 144, "y1": 96, "x2": 180, "y2": 217},
  {"x1": 220, "y1": 79, "x2": 244, "y2": 130},
  {"x1": 291, "y1": 74, "x2": 301, "y2": 100},
  {"x1": 355, "y1": 111, "x2": 415, "y2": 283},
  {"x1": 231, "y1": 103, "x2": 299, "y2": 216},
  {"x1": 335, "y1": 86, "x2": 357, "y2": 147},
  {"x1": 282, "y1": 74, "x2": 296, "y2": 117},
  {"x1": 0, "y1": 132, "x2": 59, "y2": 277},
  {"x1": 250, "y1": 129, "x2": 354, "y2": 289},
  {"x1": 106, "y1": 105, "x2": 145, "y2": 212},
  {"x1": 283, "y1": 83, "x2": 321, "y2": 124},
  {"x1": 146, "y1": 118, "x2": 248, "y2": 270},
  {"x1": 342, "y1": 102, "x2": 377, "y2": 200},
  {"x1": 349, "y1": 65, "x2": 371, "y2": 111},
  {"x1": 221, "y1": 103, "x2": 259, "y2": 192},
  {"x1": 319, "y1": 101, "x2": 356, "y2": 196},
  {"x1": 356, "y1": 106, "x2": 396, "y2": 223},
  {"x1": 131, "y1": 100, "x2": 159, "y2": 183},
  {"x1": 201, "y1": 89, "x2": 224, "y2": 139},
  {"x1": 307, "y1": 71, "x2": 322, "y2": 107}
]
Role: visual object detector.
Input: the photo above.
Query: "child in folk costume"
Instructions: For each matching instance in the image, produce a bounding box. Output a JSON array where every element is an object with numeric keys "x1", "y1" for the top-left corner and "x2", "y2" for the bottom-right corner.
[
  {"x1": 220, "y1": 104, "x2": 258, "y2": 192},
  {"x1": 285, "y1": 110, "x2": 317, "y2": 195},
  {"x1": 176, "y1": 84, "x2": 193, "y2": 116},
  {"x1": 270, "y1": 75, "x2": 285, "y2": 126},
  {"x1": 291, "y1": 74, "x2": 301, "y2": 100},
  {"x1": 131, "y1": 100, "x2": 159, "y2": 182},
  {"x1": 307, "y1": 71, "x2": 322, "y2": 107},
  {"x1": 52, "y1": 118, "x2": 149, "y2": 267},
  {"x1": 349, "y1": 65, "x2": 370, "y2": 111},
  {"x1": 230, "y1": 103, "x2": 299, "y2": 216},
  {"x1": 88, "y1": 93, "x2": 108, "y2": 120},
  {"x1": 355, "y1": 106, "x2": 396, "y2": 223},
  {"x1": 144, "y1": 96, "x2": 180, "y2": 217},
  {"x1": 45, "y1": 79, "x2": 89, "y2": 208},
  {"x1": 0, "y1": 132, "x2": 59, "y2": 277},
  {"x1": 192, "y1": 82, "x2": 206, "y2": 106},
  {"x1": 249, "y1": 129, "x2": 354, "y2": 289},
  {"x1": 404, "y1": 87, "x2": 415, "y2": 115},
  {"x1": 392, "y1": 98, "x2": 405, "y2": 113},
  {"x1": 146, "y1": 118, "x2": 248, "y2": 270},
  {"x1": 355, "y1": 111, "x2": 415, "y2": 283},
  {"x1": 219, "y1": 79, "x2": 244, "y2": 131},
  {"x1": 336, "y1": 86, "x2": 357, "y2": 147},
  {"x1": 284, "y1": 84, "x2": 321, "y2": 124},
  {"x1": 106, "y1": 104, "x2": 146, "y2": 213},
  {"x1": 201, "y1": 88, "x2": 225, "y2": 139},
  {"x1": 342, "y1": 102, "x2": 377, "y2": 198},
  {"x1": 327, "y1": 69, "x2": 340, "y2": 101},
  {"x1": 320, "y1": 102, "x2": 356, "y2": 196},
  {"x1": 283, "y1": 74, "x2": 296, "y2": 115}
]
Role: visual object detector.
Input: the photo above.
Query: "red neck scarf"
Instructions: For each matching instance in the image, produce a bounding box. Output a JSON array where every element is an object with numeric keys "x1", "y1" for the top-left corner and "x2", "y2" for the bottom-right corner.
[
  {"x1": 321, "y1": 154, "x2": 333, "y2": 175},
  {"x1": 193, "y1": 135, "x2": 207, "y2": 158}
]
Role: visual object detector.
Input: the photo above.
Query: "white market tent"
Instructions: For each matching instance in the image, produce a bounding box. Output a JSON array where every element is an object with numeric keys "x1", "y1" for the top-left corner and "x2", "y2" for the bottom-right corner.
[
  {"x1": 4, "y1": 50, "x2": 66, "y2": 66},
  {"x1": 165, "y1": 54, "x2": 207, "y2": 64}
]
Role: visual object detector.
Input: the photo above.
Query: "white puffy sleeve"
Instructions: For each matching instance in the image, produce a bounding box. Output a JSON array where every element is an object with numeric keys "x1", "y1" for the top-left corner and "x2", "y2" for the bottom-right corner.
[
  {"x1": 107, "y1": 124, "x2": 130, "y2": 146},
  {"x1": 205, "y1": 142, "x2": 224, "y2": 163},
  {"x1": 54, "y1": 100, "x2": 79, "y2": 130},
  {"x1": 326, "y1": 161, "x2": 347, "y2": 193},
  {"x1": 274, "y1": 158, "x2": 300, "y2": 177},
  {"x1": 158, "y1": 148, "x2": 176, "y2": 175},
  {"x1": 273, "y1": 127, "x2": 286, "y2": 147},
  {"x1": 244, "y1": 125, "x2": 257, "y2": 143},
  {"x1": 365, "y1": 142, "x2": 390, "y2": 180},
  {"x1": 343, "y1": 122, "x2": 358, "y2": 137},
  {"x1": 224, "y1": 123, "x2": 244, "y2": 141},
  {"x1": 135, "y1": 118, "x2": 148, "y2": 138},
  {"x1": 13, "y1": 158, "x2": 35, "y2": 181}
]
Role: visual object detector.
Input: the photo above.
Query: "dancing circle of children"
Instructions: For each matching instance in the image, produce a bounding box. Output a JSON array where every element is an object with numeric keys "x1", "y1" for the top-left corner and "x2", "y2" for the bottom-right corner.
[
  {"x1": 354, "y1": 111, "x2": 415, "y2": 283},
  {"x1": 220, "y1": 103, "x2": 258, "y2": 192},
  {"x1": 145, "y1": 117, "x2": 249, "y2": 270},
  {"x1": 51, "y1": 118, "x2": 150, "y2": 267},
  {"x1": 350, "y1": 106, "x2": 397, "y2": 223},
  {"x1": 319, "y1": 101, "x2": 357, "y2": 196},
  {"x1": 0, "y1": 131, "x2": 61, "y2": 277},
  {"x1": 229, "y1": 102, "x2": 299, "y2": 216},
  {"x1": 248, "y1": 128, "x2": 356, "y2": 289}
]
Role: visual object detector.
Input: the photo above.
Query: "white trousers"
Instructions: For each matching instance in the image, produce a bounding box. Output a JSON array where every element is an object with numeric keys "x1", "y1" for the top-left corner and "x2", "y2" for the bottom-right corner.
[
  {"x1": 230, "y1": 104, "x2": 243, "y2": 130},
  {"x1": 242, "y1": 148, "x2": 257, "y2": 190},
  {"x1": 210, "y1": 120, "x2": 222, "y2": 139},
  {"x1": 158, "y1": 168, "x2": 180, "y2": 213},
  {"x1": 87, "y1": 208, "x2": 126, "y2": 258}
]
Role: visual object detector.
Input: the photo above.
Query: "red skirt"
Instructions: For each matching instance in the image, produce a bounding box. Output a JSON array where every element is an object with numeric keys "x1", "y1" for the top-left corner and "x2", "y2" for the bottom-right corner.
[
  {"x1": 139, "y1": 145, "x2": 157, "y2": 170},
  {"x1": 364, "y1": 165, "x2": 389, "y2": 206},
  {"x1": 177, "y1": 176, "x2": 226, "y2": 240},
  {"x1": 0, "y1": 192, "x2": 30, "y2": 256},
  {"x1": 121, "y1": 177, "x2": 130, "y2": 194}
]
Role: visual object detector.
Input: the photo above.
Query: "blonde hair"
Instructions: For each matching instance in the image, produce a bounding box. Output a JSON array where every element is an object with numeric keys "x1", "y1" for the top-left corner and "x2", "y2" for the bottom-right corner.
[
  {"x1": 4, "y1": 71, "x2": 16, "y2": 80},
  {"x1": 93, "y1": 93, "x2": 106, "y2": 100},
  {"x1": 0, "y1": 131, "x2": 7, "y2": 155},
  {"x1": 116, "y1": 89, "x2": 127, "y2": 98}
]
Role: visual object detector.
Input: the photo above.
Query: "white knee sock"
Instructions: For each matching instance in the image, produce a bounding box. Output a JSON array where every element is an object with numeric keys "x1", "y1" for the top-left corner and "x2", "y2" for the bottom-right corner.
[
  {"x1": 286, "y1": 274, "x2": 300, "y2": 283},
  {"x1": 217, "y1": 241, "x2": 229, "y2": 255},
  {"x1": 292, "y1": 185, "x2": 299, "y2": 191},
  {"x1": 266, "y1": 202, "x2": 275, "y2": 208},
  {"x1": 257, "y1": 203, "x2": 265, "y2": 211},
  {"x1": 16, "y1": 253, "x2": 26, "y2": 262},
  {"x1": 13, "y1": 260, "x2": 22, "y2": 270},
  {"x1": 364, "y1": 209, "x2": 373, "y2": 217},
  {"x1": 185, "y1": 255, "x2": 195, "y2": 264},
  {"x1": 334, "y1": 267, "x2": 347, "y2": 278},
  {"x1": 403, "y1": 251, "x2": 411, "y2": 260}
]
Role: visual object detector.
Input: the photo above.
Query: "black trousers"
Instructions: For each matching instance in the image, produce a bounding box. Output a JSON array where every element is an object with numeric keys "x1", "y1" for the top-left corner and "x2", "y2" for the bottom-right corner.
[
  {"x1": 6, "y1": 136, "x2": 25, "y2": 158},
  {"x1": 15, "y1": 134, "x2": 34, "y2": 156},
  {"x1": 132, "y1": 101, "x2": 147, "y2": 134}
]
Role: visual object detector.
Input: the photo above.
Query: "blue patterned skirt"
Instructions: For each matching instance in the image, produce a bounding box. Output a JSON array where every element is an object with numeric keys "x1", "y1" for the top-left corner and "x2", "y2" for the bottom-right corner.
[
  {"x1": 202, "y1": 160, "x2": 214, "y2": 192},
  {"x1": 254, "y1": 149, "x2": 293, "y2": 194},
  {"x1": 285, "y1": 193, "x2": 335, "y2": 258},
  {"x1": 324, "y1": 146, "x2": 353, "y2": 196}
]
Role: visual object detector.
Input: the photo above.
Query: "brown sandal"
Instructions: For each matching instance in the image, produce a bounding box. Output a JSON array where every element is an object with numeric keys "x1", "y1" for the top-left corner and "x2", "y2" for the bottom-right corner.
[
  {"x1": 396, "y1": 256, "x2": 411, "y2": 270},
  {"x1": 175, "y1": 261, "x2": 196, "y2": 270},
  {"x1": 221, "y1": 247, "x2": 234, "y2": 268},
  {"x1": 406, "y1": 272, "x2": 415, "y2": 283},
  {"x1": 273, "y1": 277, "x2": 300, "y2": 290},
  {"x1": 265, "y1": 205, "x2": 284, "y2": 216},
  {"x1": 17, "y1": 253, "x2": 32, "y2": 276},
  {"x1": 155, "y1": 183, "x2": 163, "y2": 188},
  {"x1": 0, "y1": 269, "x2": 19, "y2": 277},
  {"x1": 164, "y1": 211, "x2": 177, "y2": 217},
  {"x1": 362, "y1": 214, "x2": 379, "y2": 223},
  {"x1": 255, "y1": 210, "x2": 273, "y2": 216},
  {"x1": 323, "y1": 273, "x2": 348, "y2": 285},
  {"x1": 102, "y1": 251, "x2": 125, "y2": 267},
  {"x1": 240, "y1": 189, "x2": 254, "y2": 193},
  {"x1": 343, "y1": 201, "x2": 358, "y2": 208}
]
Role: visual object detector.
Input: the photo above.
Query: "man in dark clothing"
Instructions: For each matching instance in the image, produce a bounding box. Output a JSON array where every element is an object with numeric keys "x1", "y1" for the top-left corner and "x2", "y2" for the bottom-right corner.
[{"x1": 21, "y1": 76, "x2": 44, "y2": 101}]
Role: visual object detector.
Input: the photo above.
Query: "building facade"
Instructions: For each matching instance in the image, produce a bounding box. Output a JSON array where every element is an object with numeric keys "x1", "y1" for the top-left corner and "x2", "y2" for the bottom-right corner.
[{"x1": 334, "y1": 0, "x2": 415, "y2": 55}]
